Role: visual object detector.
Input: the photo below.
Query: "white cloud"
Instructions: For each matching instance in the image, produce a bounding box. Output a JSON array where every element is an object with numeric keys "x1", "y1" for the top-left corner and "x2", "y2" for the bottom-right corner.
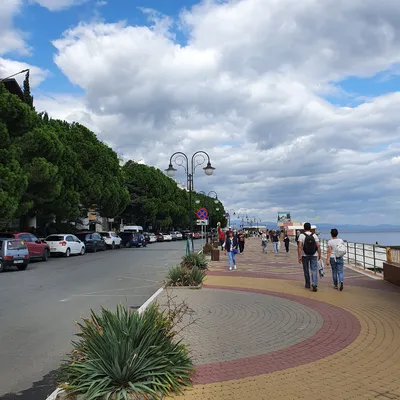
[
  {"x1": 0, "y1": 0, "x2": 29, "y2": 55},
  {"x1": 36, "y1": 0, "x2": 400, "y2": 224},
  {"x1": 0, "y1": 57, "x2": 48, "y2": 87},
  {"x1": 30, "y1": 0, "x2": 88, "y2": 11}
]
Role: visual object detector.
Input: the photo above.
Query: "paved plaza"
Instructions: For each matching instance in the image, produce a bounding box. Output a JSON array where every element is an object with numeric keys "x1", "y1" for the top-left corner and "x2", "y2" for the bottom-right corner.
[{"x1": 164, "y1": 238, "x2": 400, "y2": 400}]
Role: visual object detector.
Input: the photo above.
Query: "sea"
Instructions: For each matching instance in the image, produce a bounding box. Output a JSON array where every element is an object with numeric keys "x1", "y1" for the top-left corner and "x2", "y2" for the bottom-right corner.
[{"x1": 318, "y1": 231, "x2": 400, "y2": 246}]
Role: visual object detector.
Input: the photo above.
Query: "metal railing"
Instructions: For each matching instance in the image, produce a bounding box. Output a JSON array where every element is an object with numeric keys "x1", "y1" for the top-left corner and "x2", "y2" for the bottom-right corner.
[{"x1": 319, "y1": 239, "x2": 393, "y2": 275}]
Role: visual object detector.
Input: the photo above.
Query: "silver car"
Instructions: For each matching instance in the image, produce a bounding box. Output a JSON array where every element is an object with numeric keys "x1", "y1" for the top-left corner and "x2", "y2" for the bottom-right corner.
[{"x1": 0, "y1": 239, "x2": 30, "y2": 272}]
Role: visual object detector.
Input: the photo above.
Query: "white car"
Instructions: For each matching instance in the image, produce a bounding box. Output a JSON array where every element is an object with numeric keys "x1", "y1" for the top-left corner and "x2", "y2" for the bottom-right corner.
[
  {"x1": 100, "y1": 232, "x2": 122, "y2": 249},
  {"x1": 147, "y1": 233, "x2": 157, "y2": 243},
  {"x1": 175, "y1": 231, "x2": 183, "y2": 240},
  {"x1": 162, "y1": 233, "x2": 172, "y2": 241},
  {"x1": 45, "y1": 234, "x2": 85, "y2": 257}
]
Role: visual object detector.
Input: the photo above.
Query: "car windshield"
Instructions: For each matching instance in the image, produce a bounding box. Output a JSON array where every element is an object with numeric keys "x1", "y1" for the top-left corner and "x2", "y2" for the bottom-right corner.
[
  {"x1": 100, "y1": 232, "x2": 109, "y2": 236},
  {"x1": 7, "y1": 240, "x2": 27, "y2": 250},
  {"x1": 46, "y1": 235, "x2": 64, "y2": 241}
]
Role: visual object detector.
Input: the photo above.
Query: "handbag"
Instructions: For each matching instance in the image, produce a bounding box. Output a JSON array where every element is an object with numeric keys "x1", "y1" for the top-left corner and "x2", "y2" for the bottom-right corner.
[{"x1": 233, "y1": 248, "x2": 238, "y2": 255}]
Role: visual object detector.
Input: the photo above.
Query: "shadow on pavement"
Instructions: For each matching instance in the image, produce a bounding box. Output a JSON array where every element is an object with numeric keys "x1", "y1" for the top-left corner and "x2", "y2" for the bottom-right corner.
[{"x1": 0, "y1": 369, "x2": 59, "y2": 400}]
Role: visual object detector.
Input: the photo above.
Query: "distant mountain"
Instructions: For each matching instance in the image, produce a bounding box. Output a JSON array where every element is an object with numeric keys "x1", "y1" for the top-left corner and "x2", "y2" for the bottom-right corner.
[{"x1": 229, "y1": 220, "x2": 400, "y2": 232}]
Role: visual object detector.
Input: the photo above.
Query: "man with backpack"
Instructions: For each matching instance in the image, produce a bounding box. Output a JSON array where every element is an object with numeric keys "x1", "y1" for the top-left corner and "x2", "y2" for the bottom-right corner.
[
  {"x1": 325, "y1": 228, "x2": 346, "y2": 291},
  {"x1": 297, "y1": 222, "x2": 321, "y2": 292}
]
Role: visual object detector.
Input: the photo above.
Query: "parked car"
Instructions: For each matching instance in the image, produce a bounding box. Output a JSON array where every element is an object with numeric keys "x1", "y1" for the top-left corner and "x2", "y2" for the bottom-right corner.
[
  {"x1": 0, "y1": 238, "x2": 30, "y2": 272},
  {"x1": 170, "y1": 232, "x2": 178, "y2": 241},
  {"x1": 193, "y1": 232, "x2": 201, "y2": 239},
  {"x1": 182, "y1": 230, "x2": 191, "y2": 239},
  {"x1": 119, "y1": 232, "x2": 141, "y2": 248},
  {"x1": 156, "y1": 233, "x2": 164, "y2": 242},
  {"x1": 100, "y1": 232, "x2": 122, "y2": 249},
  {"x1": 45, "y1": 234, "x2": 86, "y2": 257},
  {"x1": 175, "y1": 231, "x2": 183, "y2": 240},
  {"x1": 0, "y1": 232, "x2": 50, "y2": 261},
  {"x1": 75, "y1": 232, "x2": 107, "y2": 252},
  {"x1": 145, "y1": 233, "x2": 157, "y2": 243},
  {"x1": 162, "y1": 233, "x2": 173, "y2": 241}
]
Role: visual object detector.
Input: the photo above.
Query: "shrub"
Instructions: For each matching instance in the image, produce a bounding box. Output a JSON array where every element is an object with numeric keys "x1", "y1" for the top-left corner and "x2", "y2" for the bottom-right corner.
[
  {"x1": 181, "y1": 253, "x2": 208, "y2": 270},
  {"x1": 165, "y1": 265, "x2": 205, "y2": 287},
  {"x1": 202, "y1": 243, "x2": 213, "y2": 254},
  {"x1": 59, "y1": 303, "x2": 193, "y2": 400}
]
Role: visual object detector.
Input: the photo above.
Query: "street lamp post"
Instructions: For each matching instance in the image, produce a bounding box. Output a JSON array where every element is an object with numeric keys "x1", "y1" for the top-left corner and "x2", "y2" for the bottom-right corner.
[
  {"x1": 227, "y1": 209, "x2": 235, "y2": 228},
  {"x1": 165, "y1": 151, "x2": 215, "y2": 253}
]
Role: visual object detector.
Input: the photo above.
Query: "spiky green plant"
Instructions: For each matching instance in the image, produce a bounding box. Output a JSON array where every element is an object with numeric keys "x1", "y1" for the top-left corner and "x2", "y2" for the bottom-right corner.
[
  {"x1": 181, "y1": 253, "x2": 208, "y2": 270},
  {"x1": 60, "y1": 303, "x2": 193, "y2": 400},
  {"x1": 165, "y1": 266, "x2": 205, "y2": 287},
  {"x1": 189, "y1": 267, "x2": 206, "y2": 286}
]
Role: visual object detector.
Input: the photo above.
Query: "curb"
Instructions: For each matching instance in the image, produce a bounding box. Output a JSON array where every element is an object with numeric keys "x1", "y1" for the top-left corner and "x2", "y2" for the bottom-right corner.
[
  {"x1": 45, "y1": 287, "x2": 164, "y2": 400},
  {"x1": 165, "y1": 284, "x2": 202, "y2": 290}
]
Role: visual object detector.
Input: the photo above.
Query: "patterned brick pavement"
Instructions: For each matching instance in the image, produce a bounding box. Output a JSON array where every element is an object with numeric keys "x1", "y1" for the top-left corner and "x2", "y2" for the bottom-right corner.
[{"x1": 166, "y1": 238, "x2": 400, "y2": 400}]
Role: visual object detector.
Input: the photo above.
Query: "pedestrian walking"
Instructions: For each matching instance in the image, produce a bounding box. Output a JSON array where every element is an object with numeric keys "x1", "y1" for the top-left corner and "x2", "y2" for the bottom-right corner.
[
  {"x1": 217, "y1": 223, "x2": 225, "y2": 249},
  {"x1": 261, "y1": 231, "x2": 268, "y2": 253},
  {"x1": 238, "y1": 230, "x2": 245, "y2": 254},
  {"x1": 297, "y1": 222, "x2": 321, "y2": 292},
  {"x1": 272, "y1": 231, "x2": 279, "y2": 253},
  {"x1": 224, "y1": 230, "x2": 238, "y2": 271},
  {"x1": 326, "y1": 228, "x2": 347, "y2": 291},
  {"x1": 284, "y1": 234, "x2": 290, "y2": 252}
]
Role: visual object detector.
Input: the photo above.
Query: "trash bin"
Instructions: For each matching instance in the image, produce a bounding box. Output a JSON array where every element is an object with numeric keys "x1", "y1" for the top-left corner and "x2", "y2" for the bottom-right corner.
[{"x1": 211, "y1": 249, "x2": 220, "y2": 261}]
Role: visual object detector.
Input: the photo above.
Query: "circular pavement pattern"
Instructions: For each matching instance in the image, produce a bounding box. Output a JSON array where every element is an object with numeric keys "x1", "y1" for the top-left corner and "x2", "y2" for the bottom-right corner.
[
  {"x1": 180, "y1": 289, "x2": 324, "y2": 365},
  {"x1": 183, "y1": 286, "x2": 361, "y2": 384}
]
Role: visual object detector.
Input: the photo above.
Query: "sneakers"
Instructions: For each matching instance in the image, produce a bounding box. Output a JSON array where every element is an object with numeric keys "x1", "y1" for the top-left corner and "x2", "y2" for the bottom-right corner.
[
  {"x1": 334, "y1": 285, "x2": 338, "y2": 290},
  {"x1": 229, "y1": 267, "x2": 232, "y2": 271},
  {"x1": 312, "y1": 285, "x2": 318, "y2": 292},
  {"x1": 234, "y1": 265, "x2": 237, "y2": 270},
  {"x1": 340, "y1": 282, "x2": 343, "y2": 291}
]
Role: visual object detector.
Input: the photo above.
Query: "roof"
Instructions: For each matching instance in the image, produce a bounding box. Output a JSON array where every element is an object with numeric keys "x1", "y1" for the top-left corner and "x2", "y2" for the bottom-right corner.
[
  {"x1": 1, "y1": 78, "x2": 23, "y2": 100},
  {"x1": 287, "y1": 225, "x2": 317, "y2": 230}
]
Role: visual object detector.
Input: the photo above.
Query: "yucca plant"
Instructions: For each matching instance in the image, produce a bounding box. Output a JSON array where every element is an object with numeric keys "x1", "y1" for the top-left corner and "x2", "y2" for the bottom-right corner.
[
  {"x1": 165, "y1": 266, "x2": 205, "y2": 287},
  {"x1": 181, "y1": 253, "x2": 208, "y2": 270},
  {"x1": 59, "y1": 303, "x2": 193, "y2": 400},
  {"x1": 189, "y1": 267, "x2": 206, "y2": 286}
]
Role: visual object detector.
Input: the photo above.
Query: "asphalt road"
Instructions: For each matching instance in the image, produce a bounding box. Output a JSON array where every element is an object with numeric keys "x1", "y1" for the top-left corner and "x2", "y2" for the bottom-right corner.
[{"x1": 0, "y1": 240, "x2": 197, "y2": 399}]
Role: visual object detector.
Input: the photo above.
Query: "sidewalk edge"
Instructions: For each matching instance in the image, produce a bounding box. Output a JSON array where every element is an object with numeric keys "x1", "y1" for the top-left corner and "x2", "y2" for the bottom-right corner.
[{"x1": 45, "y1": 287, "x2": 164, "y2": 399}]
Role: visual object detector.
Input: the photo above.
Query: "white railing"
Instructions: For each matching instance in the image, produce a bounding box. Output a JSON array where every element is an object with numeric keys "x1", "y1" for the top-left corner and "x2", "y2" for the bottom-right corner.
[{"x1": 319, "y1": 239, "x2": 394, "y2": 275}]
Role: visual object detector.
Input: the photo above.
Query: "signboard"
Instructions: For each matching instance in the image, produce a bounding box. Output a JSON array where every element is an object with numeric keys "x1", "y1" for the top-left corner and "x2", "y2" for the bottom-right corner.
[
  {"x1": 197, "y1": 219, "x2": 209, "y2": 225},
  {"x1": 277, "y1": 212, "x2": 291, "y2": 224},
  {"x1": 196, "y1": 208, "x2": 209, "y2": 220}
]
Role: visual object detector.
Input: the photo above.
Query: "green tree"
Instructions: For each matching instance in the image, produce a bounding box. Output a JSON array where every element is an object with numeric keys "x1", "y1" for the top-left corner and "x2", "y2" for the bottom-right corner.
[{"x1": 23, "y1": 71, "x2": 34, "y2": 110}]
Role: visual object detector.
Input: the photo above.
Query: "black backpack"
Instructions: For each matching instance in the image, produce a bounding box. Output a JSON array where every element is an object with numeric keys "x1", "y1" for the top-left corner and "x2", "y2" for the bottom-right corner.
[{"x1": 303, "y1": 233, "x2": 317, "y2": 255}]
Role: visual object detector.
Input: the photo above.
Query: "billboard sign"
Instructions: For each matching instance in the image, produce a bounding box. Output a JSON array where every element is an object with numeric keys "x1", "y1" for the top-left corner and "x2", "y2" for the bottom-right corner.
[{"x1": 277, "y1": 212, "x2": 291, "y2": 224}]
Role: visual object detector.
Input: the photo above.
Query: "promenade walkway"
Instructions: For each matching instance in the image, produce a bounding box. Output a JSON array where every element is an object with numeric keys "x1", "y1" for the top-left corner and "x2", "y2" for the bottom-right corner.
[{"x1": 165, "y1": 238, "x2": 400, "y2": 400}]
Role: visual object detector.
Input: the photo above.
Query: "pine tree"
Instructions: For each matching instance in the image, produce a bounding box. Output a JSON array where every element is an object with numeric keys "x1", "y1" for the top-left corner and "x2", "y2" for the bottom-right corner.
[{"x1": 23, "y1": 71, "x2": 34, "y2": 109}]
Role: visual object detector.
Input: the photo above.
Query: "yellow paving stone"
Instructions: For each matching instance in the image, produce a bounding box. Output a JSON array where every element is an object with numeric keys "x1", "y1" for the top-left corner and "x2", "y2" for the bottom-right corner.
[{"x1": 169, "y1": 239, "x2": 400, "y2": 400}]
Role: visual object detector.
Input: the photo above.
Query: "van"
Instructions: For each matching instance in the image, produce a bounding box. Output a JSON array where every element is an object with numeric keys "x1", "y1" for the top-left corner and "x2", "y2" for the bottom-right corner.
[
  {"x1": 0, "y1": 239, "x2": 30, "y2": 272},
  {"x1": 121, "y1": 225, "x2": 143, "y2": 233}
]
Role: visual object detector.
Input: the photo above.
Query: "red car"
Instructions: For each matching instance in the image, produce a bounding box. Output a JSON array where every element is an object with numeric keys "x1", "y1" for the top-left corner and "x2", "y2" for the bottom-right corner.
[{"x1": 0, "y1": 232, "x2": 50, "y2": 261}]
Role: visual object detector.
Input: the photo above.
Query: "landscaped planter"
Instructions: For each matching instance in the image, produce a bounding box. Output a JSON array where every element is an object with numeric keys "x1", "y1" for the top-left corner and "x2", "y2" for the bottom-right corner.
[{"x1": 383, "y1": 262, "x2": 400, "y2": 287}]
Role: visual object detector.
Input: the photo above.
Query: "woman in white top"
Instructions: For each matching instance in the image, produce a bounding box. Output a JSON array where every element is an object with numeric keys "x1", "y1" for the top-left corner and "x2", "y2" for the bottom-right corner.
[{"x1": 326, "y1": 228, "x2": 345, "y2": 291}]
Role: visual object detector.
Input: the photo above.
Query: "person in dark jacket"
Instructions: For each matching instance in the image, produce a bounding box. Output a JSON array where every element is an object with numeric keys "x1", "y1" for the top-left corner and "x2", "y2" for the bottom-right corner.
[
  {"x1": 224, "y1": 230, "x2": 238, "y2": 271},
  {"x1": 284, "y1": 234, "x2": 290, "y2": 252}
]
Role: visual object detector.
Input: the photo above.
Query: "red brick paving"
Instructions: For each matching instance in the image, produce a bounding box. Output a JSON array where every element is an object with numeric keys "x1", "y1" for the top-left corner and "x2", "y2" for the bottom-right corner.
[{"x1": 193, "y1": 285, "x2": 361, "y2": 384}]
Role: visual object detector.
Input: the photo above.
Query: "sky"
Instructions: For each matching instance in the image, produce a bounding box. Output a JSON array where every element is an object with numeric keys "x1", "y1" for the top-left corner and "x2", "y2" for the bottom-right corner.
[{"x1": 1, "y1": 0, "x2": 400, "y2": 225}]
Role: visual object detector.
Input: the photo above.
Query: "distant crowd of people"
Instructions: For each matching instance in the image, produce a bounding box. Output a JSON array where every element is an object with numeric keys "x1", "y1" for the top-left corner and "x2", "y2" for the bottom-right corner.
[{"x1": 217, "y1": 221, "x2": 347, "y2": 292}]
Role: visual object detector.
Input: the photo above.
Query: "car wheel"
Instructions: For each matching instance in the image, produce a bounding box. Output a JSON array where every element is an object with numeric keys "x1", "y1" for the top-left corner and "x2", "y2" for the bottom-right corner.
[
  {"x1": 17, "y1": 264, "x2": 28, "y2": 271},
  {"x1": 80, "y1": 247, "x2": 85, "y2": 255},
  {"x1": 42, "y1": 249, "x2": 49, "y2": 261},
  {"x1": 93, "y1": 245, "x2": 97, "y2": 253},
  {"x1": 65, "y1": 248, "x2": 71, "y2": 257},
  {"x1": 111, "y1": 242, "x2": 115, "y2": 250},
  {"x1": 0, "y1": 260, "x2": 5, "y2": 273},
  {"x1": 126, "y1": 241, "x2": 132, "y2": 248}
]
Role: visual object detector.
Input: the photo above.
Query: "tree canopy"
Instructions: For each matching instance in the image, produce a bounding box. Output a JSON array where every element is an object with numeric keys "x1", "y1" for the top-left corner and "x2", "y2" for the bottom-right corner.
[{"x1": 0, "y1": 77, "x2": 225, "y2": 233}]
